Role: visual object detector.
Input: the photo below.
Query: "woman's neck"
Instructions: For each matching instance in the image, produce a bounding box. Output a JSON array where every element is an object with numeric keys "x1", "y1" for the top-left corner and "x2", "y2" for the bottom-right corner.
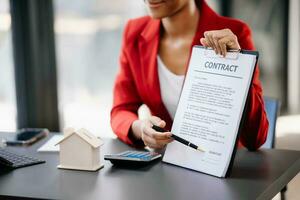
[{"x1": 161, "y1": 1, "x2": 199, "y2": 39}]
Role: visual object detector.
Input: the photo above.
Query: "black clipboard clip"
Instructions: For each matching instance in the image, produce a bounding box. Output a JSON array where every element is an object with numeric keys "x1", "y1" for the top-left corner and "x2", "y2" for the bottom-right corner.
[{"x1": 204, "y1": 47, "x2": 241, "y2": 60}]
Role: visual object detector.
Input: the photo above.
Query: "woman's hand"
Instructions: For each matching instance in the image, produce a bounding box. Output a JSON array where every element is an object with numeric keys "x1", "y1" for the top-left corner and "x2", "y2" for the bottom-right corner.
[
  {"x1": 200, "y1": 28, "x2": 241, "y2": 57},
  {"x1": 131, "y1": 116, "x2": 173, "y2": 149}
]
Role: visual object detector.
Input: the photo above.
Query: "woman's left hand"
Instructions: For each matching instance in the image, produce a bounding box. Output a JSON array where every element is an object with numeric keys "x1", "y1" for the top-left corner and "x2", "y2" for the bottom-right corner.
[{"x1": 200, "y1": 28, "x2": 241, "y2": 57}]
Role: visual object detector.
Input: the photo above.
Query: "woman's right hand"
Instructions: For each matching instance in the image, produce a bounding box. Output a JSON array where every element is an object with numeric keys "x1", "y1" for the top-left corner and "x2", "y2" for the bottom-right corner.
[{"x1": 131, "y1": 116, "x2": 173, "y2": 149}]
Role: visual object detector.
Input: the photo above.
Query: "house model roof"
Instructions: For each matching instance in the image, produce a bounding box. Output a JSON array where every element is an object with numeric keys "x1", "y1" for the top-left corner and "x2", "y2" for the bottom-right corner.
[{"x1": 56, "y1": 128, "x2": 103, "y2": 148}]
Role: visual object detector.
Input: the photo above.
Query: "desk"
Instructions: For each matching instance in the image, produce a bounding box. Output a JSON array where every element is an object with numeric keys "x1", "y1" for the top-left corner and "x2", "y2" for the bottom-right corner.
[{"x1": 0, "y1": 133, "x2": 300, "y2": 200}]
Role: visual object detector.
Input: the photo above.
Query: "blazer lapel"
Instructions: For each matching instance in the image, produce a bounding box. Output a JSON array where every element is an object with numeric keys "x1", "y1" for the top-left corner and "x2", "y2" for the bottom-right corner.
[
  {"x1": 139, "y1": 19, "x2": 173, "y2": 129},
  {"x1": 139, "y1": 18, "x2": 160, "y2": 102}
]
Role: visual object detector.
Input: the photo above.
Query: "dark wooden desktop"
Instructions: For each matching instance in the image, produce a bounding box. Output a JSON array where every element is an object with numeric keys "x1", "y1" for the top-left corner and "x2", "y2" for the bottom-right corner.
[{"x1": 0, "y1": 133, "x2": 300, "y2": 200}]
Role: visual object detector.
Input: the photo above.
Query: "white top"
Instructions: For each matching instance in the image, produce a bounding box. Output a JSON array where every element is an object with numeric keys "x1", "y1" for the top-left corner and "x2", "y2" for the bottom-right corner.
[{"x1": 157, "y1": 56, "x2": 185, "y2": 119}]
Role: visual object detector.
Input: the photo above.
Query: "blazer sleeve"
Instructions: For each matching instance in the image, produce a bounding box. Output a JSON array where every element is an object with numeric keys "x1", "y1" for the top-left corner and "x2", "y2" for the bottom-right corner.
[
  {"x1": 237, "y1": 24, "x2": 269, "y2": 151},
  {"x1": 110, "y1": 21, "x2": 144, "y2": 146}
]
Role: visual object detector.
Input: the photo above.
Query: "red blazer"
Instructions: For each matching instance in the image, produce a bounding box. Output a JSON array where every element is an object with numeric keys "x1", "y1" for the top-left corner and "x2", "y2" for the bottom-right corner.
[{"x1": 111, "y1": 0, "x2": 269, "y2": 150}]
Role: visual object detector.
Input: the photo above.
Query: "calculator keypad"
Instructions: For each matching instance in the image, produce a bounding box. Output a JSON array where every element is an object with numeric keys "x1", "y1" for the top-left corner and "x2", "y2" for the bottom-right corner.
[{"x1": 119, "y1": 151, "x2": 160, "y2": 161}]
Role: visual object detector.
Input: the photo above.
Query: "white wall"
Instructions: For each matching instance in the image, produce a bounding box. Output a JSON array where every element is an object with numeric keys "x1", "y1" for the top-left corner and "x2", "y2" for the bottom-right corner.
[{"x1": 288, "y1": 0, "x2": 300, "y2": 113}]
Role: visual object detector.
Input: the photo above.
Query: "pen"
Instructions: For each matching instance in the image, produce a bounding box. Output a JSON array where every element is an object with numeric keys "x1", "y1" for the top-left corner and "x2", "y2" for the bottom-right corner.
[{"x1": 152, "y1": 125, "x2": 205, "y2": 152}]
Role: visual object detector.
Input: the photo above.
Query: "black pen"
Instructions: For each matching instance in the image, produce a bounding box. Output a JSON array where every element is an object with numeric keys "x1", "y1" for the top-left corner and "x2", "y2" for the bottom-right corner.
[{"x1": 152, "y1": 125, "x2": 205, "y2": 152}]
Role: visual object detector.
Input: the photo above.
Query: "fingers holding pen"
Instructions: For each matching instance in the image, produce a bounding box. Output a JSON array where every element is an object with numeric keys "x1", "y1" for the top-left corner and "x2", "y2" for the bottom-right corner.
[
  {"x1": 149, "y1": 116, "x2": 166, "y2": 128},
  {"x1": 140, "y1": 119, "x2": 173, "y2": 149}
]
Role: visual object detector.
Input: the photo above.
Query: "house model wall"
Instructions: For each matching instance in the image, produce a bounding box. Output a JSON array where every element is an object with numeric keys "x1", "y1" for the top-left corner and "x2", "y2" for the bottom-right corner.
[{"x1": 56, "y1": 128, "x2": 104, "y2": 171}]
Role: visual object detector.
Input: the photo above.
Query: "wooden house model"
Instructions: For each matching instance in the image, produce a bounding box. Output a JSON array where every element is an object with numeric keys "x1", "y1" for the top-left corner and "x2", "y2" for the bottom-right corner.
[{"x1": 56, "y1": 128, "x2": 104, "y2": 171}]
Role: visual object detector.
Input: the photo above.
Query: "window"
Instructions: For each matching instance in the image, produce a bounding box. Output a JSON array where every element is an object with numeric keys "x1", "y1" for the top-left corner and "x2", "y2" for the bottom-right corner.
[
  {"x1": 54, "y1": 0, "x2": 145, "y2": 137},
  {"x1": 0, "y1": 1, "x2": 16, "y2": 131},
  {"x1": 230, "y1": 0, "x2": 288, "y2": 108}
]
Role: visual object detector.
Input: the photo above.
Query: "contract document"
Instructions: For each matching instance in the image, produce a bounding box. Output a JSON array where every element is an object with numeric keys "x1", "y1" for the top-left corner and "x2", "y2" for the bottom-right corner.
[{"x1": 163, "y1": 46, "x2": 258, "y2": 178}]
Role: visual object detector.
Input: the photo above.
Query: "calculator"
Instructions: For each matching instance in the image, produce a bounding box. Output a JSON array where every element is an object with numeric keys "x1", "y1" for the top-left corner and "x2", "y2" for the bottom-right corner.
[{"x1": 104, "y1": 150, "x2": 162, "y2": 166}]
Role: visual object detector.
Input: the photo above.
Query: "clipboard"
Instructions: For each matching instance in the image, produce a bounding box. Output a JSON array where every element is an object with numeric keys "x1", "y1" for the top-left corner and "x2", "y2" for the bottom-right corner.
[
  {"x1": 162, "y1": 45, "x2": 259, "y2": 178},
  {"x1": 203, "y1": 46, "x2": 259, "y2": 177},
  {"x1": 223, "y1": 49, "x2": 259, "y2": 177}
]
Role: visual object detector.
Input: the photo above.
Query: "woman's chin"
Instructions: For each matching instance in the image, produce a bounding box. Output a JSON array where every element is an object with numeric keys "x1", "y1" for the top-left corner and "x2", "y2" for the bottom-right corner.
[
  {"x1": 149, "y1": 13, "x2": 165, "y2": 19},
  {"x1": 148, "y1": 10, "x2": 170, "y2": 19}
]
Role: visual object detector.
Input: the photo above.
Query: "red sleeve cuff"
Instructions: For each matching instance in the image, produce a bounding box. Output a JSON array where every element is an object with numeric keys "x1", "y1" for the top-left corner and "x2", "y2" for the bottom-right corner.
[{"x1": 111, "y1": 110, "x2": 144, "y2": 147}]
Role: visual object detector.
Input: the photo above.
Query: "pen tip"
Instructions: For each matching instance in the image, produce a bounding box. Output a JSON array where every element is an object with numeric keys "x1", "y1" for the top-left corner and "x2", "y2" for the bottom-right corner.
[{"x1": 197, "y1": 147, "x2": 205, "y2": 152}]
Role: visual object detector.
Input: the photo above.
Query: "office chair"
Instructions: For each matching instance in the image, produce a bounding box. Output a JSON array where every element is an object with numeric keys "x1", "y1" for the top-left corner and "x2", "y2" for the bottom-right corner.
[
  {"x1": 261, "y1": 97, "x2": 280, "y2": 149},
  {"x1": 261, "y1": 97, "x2": 287, "y2": 200}
]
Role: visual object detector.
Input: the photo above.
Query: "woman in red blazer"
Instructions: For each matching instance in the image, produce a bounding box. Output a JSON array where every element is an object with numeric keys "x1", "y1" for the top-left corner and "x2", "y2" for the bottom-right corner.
[{"x1": 111, "y1": 0, "x2": 269, "y2": 151}]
